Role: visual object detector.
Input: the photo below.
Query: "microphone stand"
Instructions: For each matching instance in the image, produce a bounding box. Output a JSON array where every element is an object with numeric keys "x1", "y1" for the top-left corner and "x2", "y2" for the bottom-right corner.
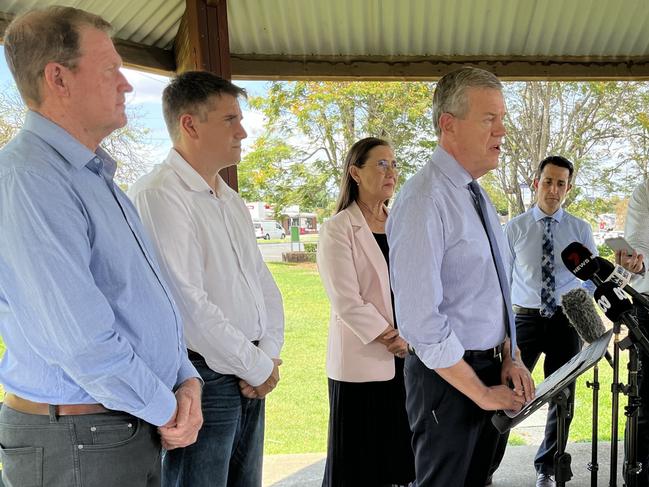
[
  {"x1": 609, "y1": 312, "x2": 649, "y2": 487},
  {"x1": 618, "y1": 334, "x2": 642, "y2": 487},
  {"x1": 611, "y1": 322, "x2": 622, "y2": 487},
  {"x1": 586, "y1": 363, "x2": 600, "y2": 487},
  {"x1": 554, "y1": 388, "x2": 574, "y2": 487}
]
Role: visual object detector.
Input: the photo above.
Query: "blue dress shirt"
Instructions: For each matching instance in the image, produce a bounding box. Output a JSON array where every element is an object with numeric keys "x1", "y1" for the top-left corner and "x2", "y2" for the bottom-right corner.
[
  {"x1": 387, "y1": 147, "x2": 508, "y2": 370},
  {"x1": 0, "y1": 111, "x2": 197, "y2": 426},
  {"x1": 505, "y1": 205, "x2": 597, "y2": 308}
]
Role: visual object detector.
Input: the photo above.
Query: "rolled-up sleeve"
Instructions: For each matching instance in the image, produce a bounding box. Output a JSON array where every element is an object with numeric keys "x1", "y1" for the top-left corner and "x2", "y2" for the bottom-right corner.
[{"x1": 387, "y1": 193, "x2": 465, "y2": 369}]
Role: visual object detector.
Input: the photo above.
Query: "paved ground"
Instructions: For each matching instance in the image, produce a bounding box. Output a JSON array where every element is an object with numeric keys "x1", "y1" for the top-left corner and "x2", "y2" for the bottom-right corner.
[
  {"x1": 263, "y1": 406, "x2": 628, "y2": 486},
  {"x1": 262, "y1": 442, "x2": 625, "y2": 486},
  {"x1": 258, "y1": 242, "x2": 300, "y2": 262}
]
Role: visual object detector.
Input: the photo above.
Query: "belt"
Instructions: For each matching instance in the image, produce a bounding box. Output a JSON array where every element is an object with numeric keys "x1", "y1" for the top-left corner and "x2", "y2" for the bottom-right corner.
[
  {"x1": 513, "y1": 305, "x2": 563, "y2": 316},
  {"x1": 188, "y1": 341, "x2": 260, "y2": 362},
  {"x1": 463, "y1": 343, "x2": 503, "y2": 360},
  {"x1": 3, "y1": 393, "x2": 108, "y2": 416}
]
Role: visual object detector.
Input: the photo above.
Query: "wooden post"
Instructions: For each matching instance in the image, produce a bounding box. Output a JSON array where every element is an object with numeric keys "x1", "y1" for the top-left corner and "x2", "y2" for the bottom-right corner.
[{"x1": 175, "y1": 0, "x2": 238, "y2": 190}]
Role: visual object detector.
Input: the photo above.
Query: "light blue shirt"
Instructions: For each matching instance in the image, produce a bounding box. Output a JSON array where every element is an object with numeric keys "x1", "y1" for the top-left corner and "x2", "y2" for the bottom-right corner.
[
  {"x1": 387, "y1": 146, "x2": 508, "y2": 370},
  {"x1": 0, "y1": 111, "x2": 198, "y2": 426},
  {"x1": 505, "y1": 205, "x2": 597, "y2": 308}
]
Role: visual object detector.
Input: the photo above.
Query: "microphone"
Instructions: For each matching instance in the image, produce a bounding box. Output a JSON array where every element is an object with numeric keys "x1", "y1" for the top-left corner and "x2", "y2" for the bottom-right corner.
[
  {"x1": 560, "y1": 242, "x2": 603, "y2": 285},
  {"x1": 593, "y1": 257, "x2": 649, "y2": 311},
  {"x1": 594, "y1": 282, "x2": 649, "y2": 356},
  {"x1": 561, "y1": 287, "x2": 613, "y2": 367}
]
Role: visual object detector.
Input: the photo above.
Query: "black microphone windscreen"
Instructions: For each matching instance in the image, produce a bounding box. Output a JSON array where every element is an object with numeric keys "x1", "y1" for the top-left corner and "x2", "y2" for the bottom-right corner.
[
  {"x1": 560, "y1": 242, "x2": 600, "y2": 281},
  {"x1": 562, "y1": 287, "x2": 606, "y2": 343},
  {"x1": 594, "y1": 281, "x2": 634, "y2": 322}
]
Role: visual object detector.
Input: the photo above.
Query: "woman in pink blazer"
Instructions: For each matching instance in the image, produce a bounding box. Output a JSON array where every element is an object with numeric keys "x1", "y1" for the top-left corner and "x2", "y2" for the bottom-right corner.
[{"x1": 317, "y1": 137, "x2": 415, "y2": 487}]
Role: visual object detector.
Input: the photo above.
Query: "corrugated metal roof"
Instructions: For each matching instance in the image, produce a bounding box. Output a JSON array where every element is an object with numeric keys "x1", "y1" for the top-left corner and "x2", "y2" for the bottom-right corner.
[
  {"x1": 1, "y1": 0, "x2": 649, "y2": 78},
  {"x1": 227, "y1": 0, "x2": 649, "y2": 57},
  {"x1": 1, "y1": 0, "x2": 649, "y2": 57},
  {"x1": 0, "y1": 0, "x2": 184, "y2": 49}
]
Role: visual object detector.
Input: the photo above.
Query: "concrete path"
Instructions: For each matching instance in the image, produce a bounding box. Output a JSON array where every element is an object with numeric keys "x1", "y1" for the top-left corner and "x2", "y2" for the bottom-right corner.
[
  {"x1": 263, "y1": 442, "x2": 625, "y2": 486},
  {"x1": 263, "y1": 406, "x2": 628, "y2": 486}
]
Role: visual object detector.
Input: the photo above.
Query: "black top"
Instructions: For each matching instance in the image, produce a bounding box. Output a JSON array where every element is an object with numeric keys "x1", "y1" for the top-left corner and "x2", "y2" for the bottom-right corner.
[{"x1": 373, "y1": 232, "x2": 389, "y2": 267}]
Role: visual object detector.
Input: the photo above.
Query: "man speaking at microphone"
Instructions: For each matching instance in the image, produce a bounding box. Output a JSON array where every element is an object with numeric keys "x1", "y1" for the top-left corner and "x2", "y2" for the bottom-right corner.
[
  {"x1": 491, "y1": 155, "x2": 597, "y2": 487},
  {"x1": 388, "y1": 67, "x2": 533, "y2": 487}
]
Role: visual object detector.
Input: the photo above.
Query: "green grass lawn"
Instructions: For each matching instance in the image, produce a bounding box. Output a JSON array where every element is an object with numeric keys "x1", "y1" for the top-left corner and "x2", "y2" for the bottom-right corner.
[
  {"x1": 531, "y1": 351, "x2": 627, "y2": 443},
  {"x1": 264, "y1": 262, "x2": 329, "y2": 454},
  {"x1": 0, "y1": 263, "x2": 634, "y2": 454}
]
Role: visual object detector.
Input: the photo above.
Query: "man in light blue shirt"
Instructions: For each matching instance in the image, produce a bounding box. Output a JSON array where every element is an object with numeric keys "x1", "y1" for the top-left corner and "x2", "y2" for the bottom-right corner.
[
  {"x1": 388, "y1": 66, "x2": 533, "y2": 487},
  {"x1": 491, "y1": 155, "x2": 597, "y2": 487},
  {"x1": 0, "y1": 7, "x2": 201, "y2": 486}
]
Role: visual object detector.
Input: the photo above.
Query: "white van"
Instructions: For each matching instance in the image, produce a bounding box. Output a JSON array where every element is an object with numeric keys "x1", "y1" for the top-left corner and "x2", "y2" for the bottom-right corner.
[{"x1": 253, "y1": 220, "x2": 286, "y2": 240}]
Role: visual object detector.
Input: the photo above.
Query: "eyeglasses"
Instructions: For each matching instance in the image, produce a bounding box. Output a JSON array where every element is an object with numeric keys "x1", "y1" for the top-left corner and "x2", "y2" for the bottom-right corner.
[{"x1": 377, "y1": 159, "x2": 398, "y2": 172}]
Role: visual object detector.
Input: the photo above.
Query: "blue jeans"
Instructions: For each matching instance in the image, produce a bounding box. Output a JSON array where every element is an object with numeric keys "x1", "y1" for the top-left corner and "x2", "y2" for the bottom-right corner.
[{"x1": 162, "y1": 358, "x2": 265, "y2": 487}]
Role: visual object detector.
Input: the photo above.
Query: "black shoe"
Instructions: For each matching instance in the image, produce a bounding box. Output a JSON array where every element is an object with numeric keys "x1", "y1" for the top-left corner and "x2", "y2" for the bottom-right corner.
[{"x1": 536, "y1": 473, "x2": 555, "y2": 487}]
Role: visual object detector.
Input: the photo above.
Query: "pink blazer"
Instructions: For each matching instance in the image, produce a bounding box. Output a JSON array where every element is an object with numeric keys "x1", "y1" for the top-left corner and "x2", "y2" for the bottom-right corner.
[{"x1": 317, "y1": 201, "x2": 395, "y2": 382}]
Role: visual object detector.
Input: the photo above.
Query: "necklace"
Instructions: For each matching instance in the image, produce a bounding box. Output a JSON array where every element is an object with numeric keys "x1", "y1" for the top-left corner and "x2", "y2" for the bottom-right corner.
[{"x1": 357, "y1": 199, "x2": 387, "y2": 222}]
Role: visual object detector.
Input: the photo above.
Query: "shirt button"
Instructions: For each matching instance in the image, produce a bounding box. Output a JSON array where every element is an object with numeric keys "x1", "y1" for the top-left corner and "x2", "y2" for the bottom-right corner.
[
  {"x1": 78, "y1": 444, "x2": 84, "y2": 450},
  {"x1": 90, "y1": 426, "x2": 97, "y2": 432}
]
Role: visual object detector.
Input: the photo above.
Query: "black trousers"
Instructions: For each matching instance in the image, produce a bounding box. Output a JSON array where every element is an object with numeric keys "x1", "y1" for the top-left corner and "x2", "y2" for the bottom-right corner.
[
  {"x1": 490, "y1": 308, "x2": 581, "y2": 476},
  {"x1": 404, "y1": 352, "x2": 502, "y2": 487},
  {"x1": 629, "y1": 303, "x2": 649, "y2": 487}
]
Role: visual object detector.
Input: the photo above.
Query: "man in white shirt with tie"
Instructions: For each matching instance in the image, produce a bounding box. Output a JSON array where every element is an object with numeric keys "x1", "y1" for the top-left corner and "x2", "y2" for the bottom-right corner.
[
  {"x1": 129, "y1": 71, "x2": 284, "y2": 487},
  {"x1": 491, "y1": 155, "x2": 597, "y2": 487}
]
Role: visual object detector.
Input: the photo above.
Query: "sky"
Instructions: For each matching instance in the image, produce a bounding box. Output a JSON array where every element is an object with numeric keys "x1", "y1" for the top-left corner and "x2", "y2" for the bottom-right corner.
[{"x1": 0, "y1": 46, "x2": 270, "y2": 169}]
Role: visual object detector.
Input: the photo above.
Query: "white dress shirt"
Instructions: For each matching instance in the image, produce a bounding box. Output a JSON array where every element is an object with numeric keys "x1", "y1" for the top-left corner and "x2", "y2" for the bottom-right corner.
[
  {"x1": 129, "y1": 149, "x2": 284, "y2": 387},
  {"x1": 387, "y1": 146, "x2": 507, "y2": 370},
  {"x1": 625, "y1": 180, "x2": 649, "y2": 294},
  {"x1": 505, "y1": 205, "x2": 597, "y2": 308}
]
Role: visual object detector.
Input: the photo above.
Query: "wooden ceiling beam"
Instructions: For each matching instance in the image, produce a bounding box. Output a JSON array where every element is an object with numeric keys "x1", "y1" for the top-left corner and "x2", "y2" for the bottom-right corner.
[{"x1": 230, "y1": 54, "x2": 649, "y2": 81}]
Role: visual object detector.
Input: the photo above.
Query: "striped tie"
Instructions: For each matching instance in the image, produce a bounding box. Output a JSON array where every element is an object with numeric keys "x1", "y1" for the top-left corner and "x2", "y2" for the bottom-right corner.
[{"x1": 540, "y1": 217, "x2": 557, "y2": 318}]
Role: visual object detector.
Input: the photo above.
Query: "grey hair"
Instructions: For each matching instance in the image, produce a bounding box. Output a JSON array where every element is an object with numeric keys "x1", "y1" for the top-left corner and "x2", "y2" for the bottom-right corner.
[{"x1": 432, "y1": 67, "x2": 502, "y2": 137}]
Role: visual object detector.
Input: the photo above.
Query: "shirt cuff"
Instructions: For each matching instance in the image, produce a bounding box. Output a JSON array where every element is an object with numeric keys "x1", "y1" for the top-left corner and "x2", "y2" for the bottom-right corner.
[
  {"x1": 415, "y1": 331, "x2": 465, "y2": 370},
  {"x1": 238, "y1": 350, "x2": 274, "y2": 388},
  {"x1": 176, "y1": 354, "x2": 203, "y2": 389},
  {"x1": 258, "y1": 336, "x2": 282, "y2": 360},
  {"x1": 132, "y1": 379, "x2": 177, "y2": 427}
]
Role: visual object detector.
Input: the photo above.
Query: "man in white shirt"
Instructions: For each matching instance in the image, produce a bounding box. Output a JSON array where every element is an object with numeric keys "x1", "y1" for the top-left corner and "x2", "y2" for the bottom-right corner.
[
  {"x1": 129, "y1": 71, "x2": 285, "y2": 487},
  {"x1": 622, "y1": 181, "x2": 649, "y2": 487}
]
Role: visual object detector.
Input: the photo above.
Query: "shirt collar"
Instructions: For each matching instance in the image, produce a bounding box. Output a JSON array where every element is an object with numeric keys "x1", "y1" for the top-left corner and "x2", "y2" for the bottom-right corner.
[
  {"x1": 165, "y1": 148, "x2": 233, "y2": 200},
  {"x1": 431, "y1": 146, "x2": 474, "y2": 188},
  {"x1": 24, "y1": 110, "x2": 117, "y2": 179},
  {"x1": 532, "y1": 204, "x2": 564, "y2": 223}
]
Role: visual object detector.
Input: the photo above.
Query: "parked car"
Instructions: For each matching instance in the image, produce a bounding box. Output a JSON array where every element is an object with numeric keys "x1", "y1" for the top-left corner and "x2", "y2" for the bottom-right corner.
[{"x1": 254, "y1": 220, "x2": 286, "y2": 240}]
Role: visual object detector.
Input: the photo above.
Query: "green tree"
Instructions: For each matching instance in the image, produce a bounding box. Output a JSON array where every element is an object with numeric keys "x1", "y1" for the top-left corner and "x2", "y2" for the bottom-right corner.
[
  {"x1": 499, "y1": 81, "x2": 631, "y2": 217},
  {"x1": 0, "y1": 85, "x2": 154, "y2": 186},
  {"x1": 240, "y1": 81, "x2": 436, "y2": 216}
]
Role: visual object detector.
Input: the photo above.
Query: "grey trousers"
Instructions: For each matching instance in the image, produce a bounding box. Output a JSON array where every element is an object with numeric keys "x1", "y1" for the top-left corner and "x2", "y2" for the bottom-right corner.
[{"x1": 0, "y1": 404, "x2": 161, "y2": 487}]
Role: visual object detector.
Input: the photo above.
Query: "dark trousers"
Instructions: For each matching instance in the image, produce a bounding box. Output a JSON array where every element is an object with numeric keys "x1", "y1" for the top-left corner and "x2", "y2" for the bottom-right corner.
[
  {"x1": 404, "y1": 352, "x2": 502, "y2": 487},
  {"x1": 0, "y1": 404, "x2": 161, "y2": 487},
  {"x1": 629, "y1": 303, "x2": 649, "y2": 487},
  {"x1": 162, "y1": 357, "x2": 265, "y2": 487},
  {"x1": 491, "y1": 308, "x2": 581, "y2": 476}
]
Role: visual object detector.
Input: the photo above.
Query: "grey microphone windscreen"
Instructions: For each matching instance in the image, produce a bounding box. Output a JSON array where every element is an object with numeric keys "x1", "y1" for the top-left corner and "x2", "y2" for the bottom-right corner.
[{"x1": 561, "y1": 287, "x2": 607, "y2": 343}]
